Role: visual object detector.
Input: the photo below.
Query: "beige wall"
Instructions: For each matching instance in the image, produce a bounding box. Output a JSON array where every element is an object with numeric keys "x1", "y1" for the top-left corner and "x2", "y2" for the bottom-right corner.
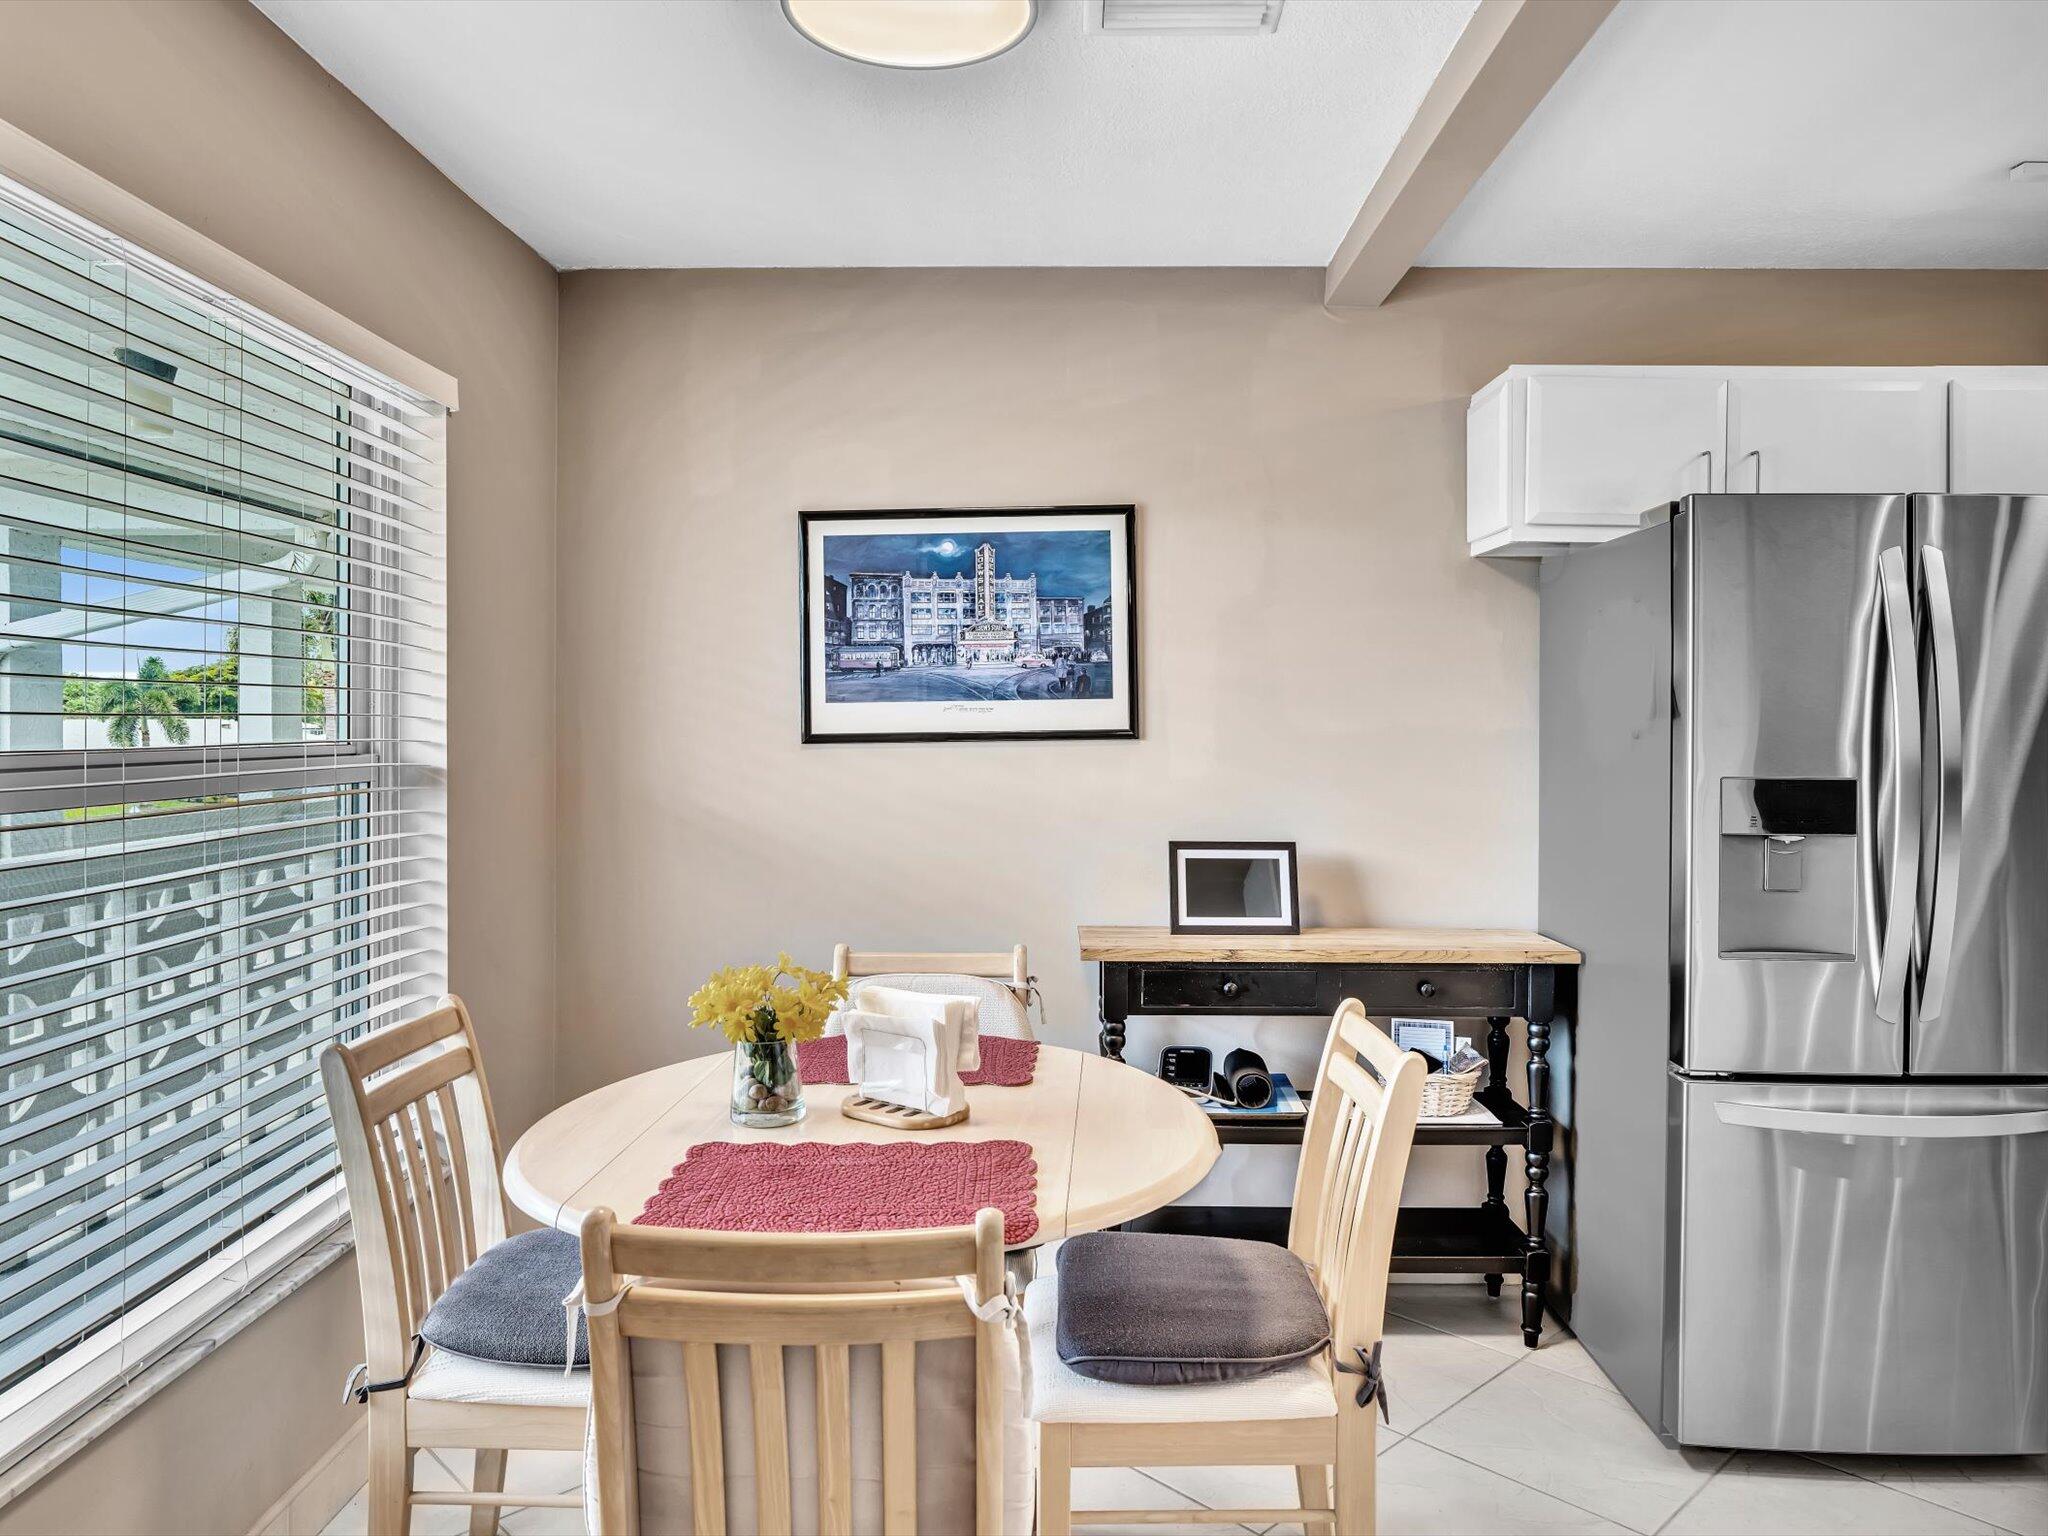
[
  {"x1": 0, "y1": 2, "x2": 558, "y2": 1531},
  {"x1": 556, "y1": 264, "x2": 2047, "y2": 1115}
]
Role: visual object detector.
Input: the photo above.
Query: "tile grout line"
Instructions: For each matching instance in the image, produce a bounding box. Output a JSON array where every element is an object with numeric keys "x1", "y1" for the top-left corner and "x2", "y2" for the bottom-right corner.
[
  {"x1": 1134, "y1": 1464, "x2": 1311, "y2": 1536},
  {"x1": 1410, "y1": 1428, "x2": 1695, "y2": 1536},
  {"x1": 1387, "y1": 1336, "x2": 1523, "y2": 1440},
  {"x1": 1646, "y1": 1448, "x2": 1737, "y2": 1536},
  {"x1": 1130, "y1": 1464, "x2": 1266, "y2": 1536},
  {"x1": 1787, "y1": 1450, "x2": 2029, "y2": 1536}
]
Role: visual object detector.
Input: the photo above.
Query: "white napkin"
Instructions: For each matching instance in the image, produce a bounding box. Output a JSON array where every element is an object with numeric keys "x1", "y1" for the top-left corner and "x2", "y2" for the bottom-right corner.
[
  {"x1": 843, "y1": 987, "x2": 980, "y2": 1116},
  {"x1": 855, "y1": 984, "x2": 982, "y2": 1071}
]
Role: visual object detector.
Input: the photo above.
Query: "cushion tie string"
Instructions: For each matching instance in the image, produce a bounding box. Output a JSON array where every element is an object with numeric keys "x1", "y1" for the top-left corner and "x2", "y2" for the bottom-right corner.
[
  {"x1": 1330, "y1": 1340, "x2": 1390, "y2": 1423},
  {"x1": 343, "y1": 1334, "x2": 425, "y2": 1405},
  {"x1": 954, "y1": 1270, "x2": 1020, "y2": 1323},
  {"x1": 561, "y1": 1278, "x2": 626, "y2": 1376}
]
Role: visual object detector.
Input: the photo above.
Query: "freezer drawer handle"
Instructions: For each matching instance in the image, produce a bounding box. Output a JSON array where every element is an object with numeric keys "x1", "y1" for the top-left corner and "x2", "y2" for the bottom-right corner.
[{"x1": 1714, "y1": 1100, "x2": 2048, "y2": 1139}]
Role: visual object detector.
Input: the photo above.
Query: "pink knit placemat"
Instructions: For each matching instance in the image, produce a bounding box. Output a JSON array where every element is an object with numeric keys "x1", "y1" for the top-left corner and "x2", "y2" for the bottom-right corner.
[
  {"x1": 796, "y1": 1033, "x2": 1039, "y2": 1087},
  {"x1": 637, "y1": 1139, "x2": 1039, "y2": 1244}
]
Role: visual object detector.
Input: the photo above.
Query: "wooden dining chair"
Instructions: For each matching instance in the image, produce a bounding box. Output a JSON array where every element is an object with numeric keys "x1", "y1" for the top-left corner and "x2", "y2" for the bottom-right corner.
[
  {"x1": 829, "y1": 943, "x2": 1037, "y2": 1038},
  {"x1": 579, "y1": 1206, "x2": 1028, "y2": 1535},
  {"x1": 320, "y1": 998, "x2": 587, "y2": 1536},
  {"x1": 1027, "y1": 1000, "x2": 1427, "y2": 1536}
]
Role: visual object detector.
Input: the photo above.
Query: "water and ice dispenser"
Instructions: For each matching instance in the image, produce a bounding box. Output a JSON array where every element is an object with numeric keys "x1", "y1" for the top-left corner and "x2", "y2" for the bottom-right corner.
[{"x1": 1718, "y1": 778, "x2": 1858, "y2": 960}]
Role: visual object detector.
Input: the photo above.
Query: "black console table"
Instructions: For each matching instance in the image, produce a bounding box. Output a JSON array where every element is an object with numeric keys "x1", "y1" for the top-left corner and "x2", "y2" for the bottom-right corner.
[{"x1": 1079, "y1": 926, "x2": 1581, "y2": 1347}]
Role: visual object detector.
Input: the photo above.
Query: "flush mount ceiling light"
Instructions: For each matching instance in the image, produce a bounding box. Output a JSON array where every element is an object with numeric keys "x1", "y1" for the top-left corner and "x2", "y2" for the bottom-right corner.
[{"x1": 783, "y1": 0, "x2": 1037, "y2": 69}]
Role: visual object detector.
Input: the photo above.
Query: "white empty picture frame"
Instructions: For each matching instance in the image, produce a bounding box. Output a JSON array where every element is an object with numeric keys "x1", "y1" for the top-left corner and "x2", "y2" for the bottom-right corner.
[{"x1": 1168, "y1": 841, "x2": 1301, "y2": 935}]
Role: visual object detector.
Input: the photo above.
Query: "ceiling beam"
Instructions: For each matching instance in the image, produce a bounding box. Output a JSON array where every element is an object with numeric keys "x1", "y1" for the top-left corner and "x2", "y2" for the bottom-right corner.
[{"x1": 1324, "y1": 0, "x2": 1615, "y2": 309}]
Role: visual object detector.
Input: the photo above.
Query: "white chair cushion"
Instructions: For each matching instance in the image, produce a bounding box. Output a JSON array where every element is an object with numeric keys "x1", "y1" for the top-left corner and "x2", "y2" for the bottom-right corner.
[
  {"x1": 1024, "y1": 1265, "x2": 1336, "y2": 1425},
  {"x1": 410, "y1": 1344, "x2": 590, "y2": 1410},
  {"x1": 827, "y1": 973, "x2": 1035, "y2": 1040}
]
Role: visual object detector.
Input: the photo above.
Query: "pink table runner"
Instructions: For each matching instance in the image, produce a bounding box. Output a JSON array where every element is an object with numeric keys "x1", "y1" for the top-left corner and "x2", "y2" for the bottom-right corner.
[
  {"x1": 796, "y1": 1033, "x2": 1039, "y2": 1087},
  {"x1": 637, "y1": 1139, "x2": 1040, "y2": 1244}
]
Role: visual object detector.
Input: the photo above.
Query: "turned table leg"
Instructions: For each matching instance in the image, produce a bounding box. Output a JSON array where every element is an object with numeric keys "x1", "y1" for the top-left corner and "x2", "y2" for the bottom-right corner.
[
  {"x1": 1097, "y1": 963, "x2": 1129, "y2": 1061},
  {"x1": 1482, "y1": 1014, "x2": 1510, "y2": 1299},
  {"x1": 1522, "y1": 1016, "x2": 1554, "y2": 1347}
]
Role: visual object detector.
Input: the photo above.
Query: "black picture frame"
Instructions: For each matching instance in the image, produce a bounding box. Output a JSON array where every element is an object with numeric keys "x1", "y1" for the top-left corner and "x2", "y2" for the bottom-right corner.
[
  {"x1": 798, "y1": 505, "x2": 1140, "y2": 744},
  {"x1": 1168, "y1": 840, "x2": 1302, "y2": 936}
]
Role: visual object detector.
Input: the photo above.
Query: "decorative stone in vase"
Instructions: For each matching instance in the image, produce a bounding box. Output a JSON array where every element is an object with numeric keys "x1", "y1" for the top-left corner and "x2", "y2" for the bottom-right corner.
[{"x1": 731, "y1": 1036, "x2": 805, "y2": 1128}]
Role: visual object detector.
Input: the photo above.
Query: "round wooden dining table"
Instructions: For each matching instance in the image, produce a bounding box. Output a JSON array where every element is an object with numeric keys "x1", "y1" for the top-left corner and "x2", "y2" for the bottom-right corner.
[{"x1": 504, "y1": 1042, "x2": 1221, "y2": 1248}]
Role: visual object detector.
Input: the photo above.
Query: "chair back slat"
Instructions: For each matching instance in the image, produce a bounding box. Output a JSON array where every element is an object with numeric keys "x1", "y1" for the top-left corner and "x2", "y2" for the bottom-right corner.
[
  {"x1": 682, "y1": 1343, "x2": 726, "y2": 1536},
  {"x1": 880, "y1": 1338, "x2": 919, "y2": 1535},
  {"x1": 373, "y1": 1115, "x2": 430, "y2": 1331},
  {"x1": 432, "y1": 1082, "x2": 479, "y2": 1267},
  {"x1": 320, "y1": 996, "x2": 509, "y2": 1376},
  {"x1": 749, "y1": 1344, "x2": 795, "y2": 1533},
  {"x1": 581, "y1": 1207, "x2": 1009, "y2": 1536},
  {"x1": 1287, "y1": 1000, "x2": 1427, "y2": 1364},
  {"x1": 816, "y1": 1342, "x2": 855, "y2": 1536}
]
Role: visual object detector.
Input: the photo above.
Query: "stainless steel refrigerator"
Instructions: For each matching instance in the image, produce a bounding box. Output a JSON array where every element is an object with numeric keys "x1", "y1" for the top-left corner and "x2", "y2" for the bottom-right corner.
[{"x1": 1541, "y1": 494, "x2": 2048, "y2": 1454}]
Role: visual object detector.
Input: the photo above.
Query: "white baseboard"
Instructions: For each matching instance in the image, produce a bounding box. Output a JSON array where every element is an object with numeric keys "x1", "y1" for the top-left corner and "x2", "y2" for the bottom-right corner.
[{"x1": 248, "y1": 1419, "x2": 365, "y2": 1536}]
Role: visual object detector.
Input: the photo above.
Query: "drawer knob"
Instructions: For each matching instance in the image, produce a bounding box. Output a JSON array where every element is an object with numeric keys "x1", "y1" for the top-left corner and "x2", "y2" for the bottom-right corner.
[
  {"x1": 1416, "y1": 980, "x2": 1438, "y2": 998},
  {"x1": 1220, "y1": 979, "x2": 1241, "y2": 998}
]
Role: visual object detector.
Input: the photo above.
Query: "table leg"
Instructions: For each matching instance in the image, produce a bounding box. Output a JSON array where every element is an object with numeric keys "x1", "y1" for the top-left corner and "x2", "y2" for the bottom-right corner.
[
  {"x1": 1482, "y1": 1014, "x2": 1509, "y2": 1299},
  {"x1": 1097, "y1": 964, "x2": 1129, "y2": 1062},
  {"x1": 1522, "y1": 1015, "x2": 1554, "y2": 1347}
]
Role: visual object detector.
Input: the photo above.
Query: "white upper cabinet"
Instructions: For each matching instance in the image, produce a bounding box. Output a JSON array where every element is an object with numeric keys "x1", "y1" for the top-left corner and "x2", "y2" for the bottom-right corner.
[
  {"x1": 1949, "y1": 378, "x2": 2048, "y2": 493},
  {"x1": 1724, "y1": 377, "x2": 1946, "y2": 494},
  {"x1": 1525, "y1": 373, "x2": 1725, "y2": 525},
  {"x1": 1469, "y1": 366, "x2": 2048, "y2": 556},
  {"x1": 1467, "y1": 369, "x2": 1724, "y2": 554}
]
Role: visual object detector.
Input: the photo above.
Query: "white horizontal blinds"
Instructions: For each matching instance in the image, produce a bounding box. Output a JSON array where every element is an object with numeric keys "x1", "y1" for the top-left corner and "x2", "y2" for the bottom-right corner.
[{"x1": 0, "y1": 174, "x2": 448, "y2": 1394}]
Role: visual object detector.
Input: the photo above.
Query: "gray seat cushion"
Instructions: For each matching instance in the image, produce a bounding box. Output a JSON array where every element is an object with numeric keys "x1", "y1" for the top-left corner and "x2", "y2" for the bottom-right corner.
[
  {"x1": 1054, "y1": 1230, "x2": 1331, "y2": 1386},
  {"x1": 420, "y1": 1227, "x2": 587, "y2": 1369}
]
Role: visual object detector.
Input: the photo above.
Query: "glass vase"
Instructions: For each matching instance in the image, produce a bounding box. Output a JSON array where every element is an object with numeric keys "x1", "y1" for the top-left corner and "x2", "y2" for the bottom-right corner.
[{"x1": 730, "y1": 1037, "x2": 805, "y2": 1128}]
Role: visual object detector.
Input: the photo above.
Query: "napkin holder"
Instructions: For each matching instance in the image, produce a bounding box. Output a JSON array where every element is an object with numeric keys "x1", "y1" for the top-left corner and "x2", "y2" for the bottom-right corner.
[{"x1": 839, "y1": 988, "x2": 979, "y2": 1131}]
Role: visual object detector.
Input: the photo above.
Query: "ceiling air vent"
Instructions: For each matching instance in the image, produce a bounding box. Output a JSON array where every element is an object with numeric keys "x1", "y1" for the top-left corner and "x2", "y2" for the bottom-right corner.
[{"x1": 1088, "y1": 0, "x2": 1284, "y2": 36}]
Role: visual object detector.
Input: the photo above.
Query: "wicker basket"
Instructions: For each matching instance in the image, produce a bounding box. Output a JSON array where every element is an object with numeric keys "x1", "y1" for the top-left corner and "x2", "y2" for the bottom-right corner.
[{"x1": 1418, "y1": 1065, "x2": 1483, "y2": 1119}]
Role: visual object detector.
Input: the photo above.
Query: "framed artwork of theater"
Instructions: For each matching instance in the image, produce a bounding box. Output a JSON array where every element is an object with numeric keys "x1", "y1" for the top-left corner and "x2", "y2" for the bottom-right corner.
[{"x1": 799, "y1": 505, "x2": 1139, "y2": 744}]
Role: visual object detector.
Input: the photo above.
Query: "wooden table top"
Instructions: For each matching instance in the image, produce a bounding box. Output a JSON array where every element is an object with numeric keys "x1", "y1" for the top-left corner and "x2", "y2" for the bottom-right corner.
[
  {"x1": 503, "y1": 1043, "x2": 1220, "y2": 1249},
  {"x1": 1077, "y1": 925, "x2": 1581, "y2": 965}
]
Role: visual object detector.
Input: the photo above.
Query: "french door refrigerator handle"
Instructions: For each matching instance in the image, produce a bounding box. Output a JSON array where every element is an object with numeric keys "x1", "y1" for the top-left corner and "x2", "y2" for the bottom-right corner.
[
  {"x1": 1715, "y1": 1100, "x2": 2048, "y2": 1138},
  {"x1": 1918, "y1": 546, "x2": 1962, "y2": 1023},
  {"x1": 1861, "y1": 547, "x2": 1921, "y2": 1025}
]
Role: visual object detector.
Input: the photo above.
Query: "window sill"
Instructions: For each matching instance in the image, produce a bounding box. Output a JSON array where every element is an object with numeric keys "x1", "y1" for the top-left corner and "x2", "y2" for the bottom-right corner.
[{"x1": 0, "y1": 1198, "x2": 352, "y2": 1511}]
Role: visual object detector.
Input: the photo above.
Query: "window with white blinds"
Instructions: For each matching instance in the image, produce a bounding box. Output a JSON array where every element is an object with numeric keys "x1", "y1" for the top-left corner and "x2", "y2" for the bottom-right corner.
[{"x1": 0, "y1": 172, "x2": 448, "y2": 1432}]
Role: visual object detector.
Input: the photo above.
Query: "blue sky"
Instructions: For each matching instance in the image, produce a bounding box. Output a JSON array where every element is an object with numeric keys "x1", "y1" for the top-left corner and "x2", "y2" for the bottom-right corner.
[{"x1": 822, "y1": 529, "x2": 1112, "y2": 605}]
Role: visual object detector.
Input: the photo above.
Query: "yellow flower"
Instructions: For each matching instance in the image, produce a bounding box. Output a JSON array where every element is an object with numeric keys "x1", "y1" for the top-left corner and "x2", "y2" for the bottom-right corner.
[{"x1": 687, "y1": 957, "x2": 848, "y2": 1044}]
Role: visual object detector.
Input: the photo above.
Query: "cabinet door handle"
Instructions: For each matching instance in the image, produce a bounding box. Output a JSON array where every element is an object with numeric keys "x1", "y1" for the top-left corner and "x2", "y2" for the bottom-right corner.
[
  {"x1": 1220, "y1": 979, "x2": 1241, "y2": 999},
  {"x1": 1744, "y1": 448, "x2": 1762, "y2": 492},
  {"x1": 1416, "y1": 980, "x2": 1438, "y2": 999}
]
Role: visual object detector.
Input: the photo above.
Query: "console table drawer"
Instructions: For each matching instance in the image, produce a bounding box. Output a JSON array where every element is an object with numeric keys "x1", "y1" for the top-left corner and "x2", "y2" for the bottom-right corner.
[
  {"x1": 1354, "y1": 967, "x2": 1517, "y2": 1013},
  {"x1": 1138, "y1": 967, "x2": 1322, "y2": 1011}
]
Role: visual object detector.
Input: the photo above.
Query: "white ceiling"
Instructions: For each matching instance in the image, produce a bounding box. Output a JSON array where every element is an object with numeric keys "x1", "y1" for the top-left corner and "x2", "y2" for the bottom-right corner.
[
  {"x1": 1426, "y1": 0, "x2": 2048, "y2": 269},
  {"x1": 259, "y1": 0, "x2": 2048, "y2": 272},
  {"x1": 256, "y1": 0, "x2": 1478, "y2": 269}
]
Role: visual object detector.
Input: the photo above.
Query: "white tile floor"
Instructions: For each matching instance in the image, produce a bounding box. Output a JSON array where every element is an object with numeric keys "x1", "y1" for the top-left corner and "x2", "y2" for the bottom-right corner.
[{"x1": 322, "y1": 1285, "x2": 2048, "y2": 1536}]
